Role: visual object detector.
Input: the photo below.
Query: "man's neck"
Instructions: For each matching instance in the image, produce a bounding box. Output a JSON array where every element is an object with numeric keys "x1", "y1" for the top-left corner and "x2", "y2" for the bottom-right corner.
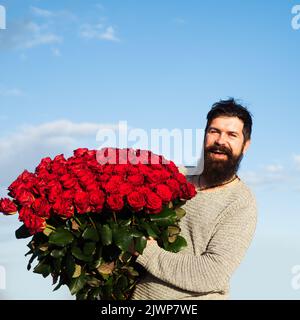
[{"x1": 198, "y1": 174, "x2": 237, "y2": 191}]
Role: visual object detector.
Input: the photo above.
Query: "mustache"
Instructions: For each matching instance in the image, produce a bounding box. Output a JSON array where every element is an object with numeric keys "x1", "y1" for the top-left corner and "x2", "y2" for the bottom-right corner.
[{"x1": 205, "y1": 145, "x2": 233, "y2": 157}]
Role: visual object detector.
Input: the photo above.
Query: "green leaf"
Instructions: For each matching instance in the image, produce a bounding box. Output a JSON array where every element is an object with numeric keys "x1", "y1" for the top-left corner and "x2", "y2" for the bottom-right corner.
[
  {"x1": 33, "y1": 260, "x2": 51, "y2": 278},
  {"x1": 102, "y1": 277, "x2": 113, "y2": 299},
  {"x1": 52, "y1": 257, "x2": 62, "y2": 273},
  {"x1": 82, "y1": 227, "x2": 99, "y2": 242},
  {"x1": 50, "y1": 247, "x2": 67, "y2": 259},
  {"x1": 83, "y1": 242, "x2": 96, "y2": 256},
  {"x1": 166, "y1": 235, "x2": 187, "y2": 253},
  {"x1": 99, "y1": 224, "x2": 112, "y2": 246},
  {"x1": 89, "y1": 288, "x2": 102, "y2": 300},
  {"x1": 175, "y1": 208, "x2": 186, "y2": 220},
  {"x1": 43, "y1": 225, "x2": 55, "y2": 237},
  {"x1": 86, "y1": 276, "x2": 102, "y2": 288},
  {"x1": 76, "y1": 288, "x2": 90, "y2": 300},
  {"x1": 72, "y1": 264, "x2": 82, "y2": 278},
  {"x1": 135, "y1": 236, "x2": 147, "y2": 255},
  {"x1": 113, "y1": 227, "x2": 133, "y2": 252},
  {"x1": 129, "y1": 229, "x2": 144, "y2": 238},
  {"x1": 149, "y1": 207, "x2": 177, "y2": 227},
  {"x1": 65, "y1": 254, "x2": 76, "y2": 279},
  {"x1": 89, "y1": 258, "x2": 103, "y2": 269},
  {"x1": 49, "y1": 228, "x2": 74, "y2": 246},
  {"x1": 53, "y1": 275, "x2": 65, "y2": 292},
  {"x1": 117, "y1": 275, "x2": 128, "y2": 291},
  {"x1": 119, "y1": 219, "x2": 131, "y2": 227},
  {"x1": 15, "y1": 224, "x2": 31, "y2": 239},
  {"x1": 167, "y1": 226, "x2": 181, "y2": 243},
  {"x1": 71, "y1": 247, "x2": 93, "y2": 262},
  {"x1": 27, "y1": 252, "x2": 38, "y2": 271},
  {"x1": 140, "y1": 222, "x2": 158, "y2": 239},
  {"x1": 69, "y1": 273, "x2": 86, "y2": 295}
]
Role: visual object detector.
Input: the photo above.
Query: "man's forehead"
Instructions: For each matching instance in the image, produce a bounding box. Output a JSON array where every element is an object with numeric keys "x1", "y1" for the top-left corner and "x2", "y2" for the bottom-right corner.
[{"x1": 209, "y1": 116, "x2": 244, "y2": 131}]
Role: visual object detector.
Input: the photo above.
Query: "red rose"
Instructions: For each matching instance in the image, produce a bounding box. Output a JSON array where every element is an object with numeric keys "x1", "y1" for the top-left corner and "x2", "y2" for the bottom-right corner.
[
  {"x1": 89, "y1": 190, "x2": 105, "y2": 212},
  {"x1": 74, "y1": 148, "x2": 89, "y2": 158},
  {"x1": 19, "y1": 207, "x2": 34, "y2": 221},
  {"x1": 167, "y1": 161, "x2": 180, "y2": 174},
  {"x1": 113, "y1": 165, "x2": 127, "y2": 176},
  {"x1": 107, "y1": 194, "x2": 124, "y2": 211},
  {"x1": 146, "y1": 170, "x2": 164, "y2": 184},
  {"x1": 52, "y1": 197, "x2": 74, "y2": 218},
  {"x1": 0, "y1": 198, "x2": 18, "y2": 215},
  {"x1": 78, "y1": 174, "x2": 95, "y2": 189},
  {"x1": 74, "y1": 190, "x2": 90, "y2": 214},
  {"x1": 166, "y1": 178, "x2": 180, "y2": 198},
  {"x1": 174, "y1": 172, "x2": 187, "y2": 184},
  {"x1": 104, "y1": 176, "x2": 123, "y2": 194},
  {"x1": 155, "y1": 184, "x2": 172, "y2": 203},
  {"x1": 180, "y1": 183, "x2": 197, "y2": 200},
  {"x1": 60, "y1": 174, "x2": 77, "y2": 189},
  {"x1": 126, "y1": 165, "x2": 139, "y2": 175},
  {"x1": 35, "y1": 157, "x2": 52, "y2": 173},
  {"x1": 145, "y1": 191, "x2": 162, "y2": 214},
  {"x1": 98, "y1": 173, "x2": 111, "y2": 183},
  {"x1": 127, "y1": 191, "x2": 146, "y2": 211},
  {"x1": 47, "y1": 181, "x2": 63, "y2": 203},
  {"x1": 52, "y1": 165, "x2": 68, "y2": 176},
  {"x1": 128, "y1": 174, "x2": 144, "y2": 186},
  {"x1": 23, "y1": 212, "x2": 46, "y2": 235},
  {"x1": 119, "y1": 183, "x2": 134, "y2": 197},
  {"x1": 16, "y1": 190, "x2": 35, "y2": 207},
  {"x1": 135, "y1": 186, "x2": 152, "y2": 196},
  {"x1": 32, "y1": 198, "x2": 51, "y2": 218},
  {"x1": 86, "y1": 182, "x2": 99, "y2": 193}
]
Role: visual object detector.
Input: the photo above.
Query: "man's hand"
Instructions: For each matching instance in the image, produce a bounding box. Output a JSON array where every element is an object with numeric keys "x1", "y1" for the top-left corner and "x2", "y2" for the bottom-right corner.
[{"x1": 128, "y1": 237, "x2": 156, "y2": 257}]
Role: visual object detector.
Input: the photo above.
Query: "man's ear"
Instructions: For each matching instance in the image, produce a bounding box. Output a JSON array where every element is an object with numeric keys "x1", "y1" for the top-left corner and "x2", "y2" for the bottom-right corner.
[{"x1": 242, "y1": 139, "x2": 251, "y2": 154}]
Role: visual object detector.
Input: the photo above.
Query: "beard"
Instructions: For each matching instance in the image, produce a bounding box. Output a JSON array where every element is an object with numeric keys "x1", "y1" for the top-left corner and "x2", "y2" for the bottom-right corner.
[{"x1": 201, "y1": 144, "x2": 244, "y2": 187}]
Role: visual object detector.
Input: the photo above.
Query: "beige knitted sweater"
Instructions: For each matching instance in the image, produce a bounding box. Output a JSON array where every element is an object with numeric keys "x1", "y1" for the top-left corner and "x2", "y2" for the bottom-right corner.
[{"x1": 131, "y1": 176, "x2": 257, "y2": 300}]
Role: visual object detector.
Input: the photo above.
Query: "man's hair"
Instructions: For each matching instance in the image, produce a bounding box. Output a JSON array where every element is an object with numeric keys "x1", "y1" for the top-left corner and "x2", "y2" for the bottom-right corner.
[{"x1": 205, "y1": 98, "x2": 253, "y2": 141}]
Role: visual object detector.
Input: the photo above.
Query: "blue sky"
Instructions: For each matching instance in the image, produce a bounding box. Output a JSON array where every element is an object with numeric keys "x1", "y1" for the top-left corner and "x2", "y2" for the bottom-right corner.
[{"x1": 0, "y1": 0, "x2": 300, "y2": 299}]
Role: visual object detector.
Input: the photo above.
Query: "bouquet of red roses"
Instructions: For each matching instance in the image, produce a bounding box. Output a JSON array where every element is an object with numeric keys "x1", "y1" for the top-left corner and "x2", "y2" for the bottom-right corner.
[{"x1": 0, "y1": 148, "x2": 196, "y2": 300}]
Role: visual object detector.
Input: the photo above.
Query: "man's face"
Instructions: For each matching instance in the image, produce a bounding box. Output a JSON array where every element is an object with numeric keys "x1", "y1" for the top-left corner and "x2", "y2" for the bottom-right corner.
[
  {"x1": 202, "y1": 116, "x2": 250, "y2": 184},
  {"x1": 205, "y1": 116, "x2": 248, "y2": 160}
]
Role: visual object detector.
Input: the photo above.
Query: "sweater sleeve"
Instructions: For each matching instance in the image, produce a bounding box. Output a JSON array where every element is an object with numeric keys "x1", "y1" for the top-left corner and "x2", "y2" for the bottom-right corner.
[{"x1": 136, "y1": 200, "x2": 257, "y2": 293}]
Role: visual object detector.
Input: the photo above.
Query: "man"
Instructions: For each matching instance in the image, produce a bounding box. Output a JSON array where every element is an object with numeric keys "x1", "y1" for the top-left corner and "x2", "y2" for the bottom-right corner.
[{"x1": 131, "y1": 98, "x2": 257, "y2": 300}]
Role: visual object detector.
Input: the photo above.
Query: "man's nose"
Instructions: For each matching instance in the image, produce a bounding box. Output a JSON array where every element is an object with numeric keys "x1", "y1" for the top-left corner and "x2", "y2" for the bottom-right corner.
[{"x1": 215, "y1": 133, "x2": 227, "y2": 145}]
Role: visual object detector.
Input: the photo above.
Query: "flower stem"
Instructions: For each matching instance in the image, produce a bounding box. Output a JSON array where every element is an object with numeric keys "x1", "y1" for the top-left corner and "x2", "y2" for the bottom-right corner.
[
  {"x1": 113, "y1": 212, "x2": 117, "y2": 224},
  {"x1": 88, "y1": 215, "x2": 96, "y2": 229}
]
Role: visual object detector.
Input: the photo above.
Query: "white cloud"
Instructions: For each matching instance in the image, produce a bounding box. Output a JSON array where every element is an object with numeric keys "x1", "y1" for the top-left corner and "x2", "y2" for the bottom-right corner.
[
  {"x1": 240, "y1": 157, "x2": 300, "y2": 190},
  {"x1": 79, "y1": 24, "x2": 120, "y2": 42},
  {"x1": 0, "y1": 21, "x2": 62, "y2": 50},
  {"x1": 265, "y1": 164, "x2": 283, "y2": 173},
  {"x1": 240, "y1": 170, "x2": 287, "y2": 187},
  {"x1": 30, "y1": 6, "x2": 54, "y2": 18},
  {"x1": 30, "y1": 6, "x2": 77, "y2": 21},
  {"x1": 0, "y1": 120, "x2": 122, "y2": 195},
  {"x1": 294, "y1": 155, "x2": 300, "y2": 169}
]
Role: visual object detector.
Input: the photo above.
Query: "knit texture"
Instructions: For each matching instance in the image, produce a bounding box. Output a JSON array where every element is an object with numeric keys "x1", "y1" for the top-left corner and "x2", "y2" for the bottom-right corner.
[{"x1": 131, "y1": 176, "x2": 257, "y2": 300}]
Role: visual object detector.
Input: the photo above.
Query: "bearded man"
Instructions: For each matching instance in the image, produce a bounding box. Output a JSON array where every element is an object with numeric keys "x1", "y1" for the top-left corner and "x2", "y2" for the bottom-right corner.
[{"x1": 131, "y1": 98, "x2": 257, "y2": 300}]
